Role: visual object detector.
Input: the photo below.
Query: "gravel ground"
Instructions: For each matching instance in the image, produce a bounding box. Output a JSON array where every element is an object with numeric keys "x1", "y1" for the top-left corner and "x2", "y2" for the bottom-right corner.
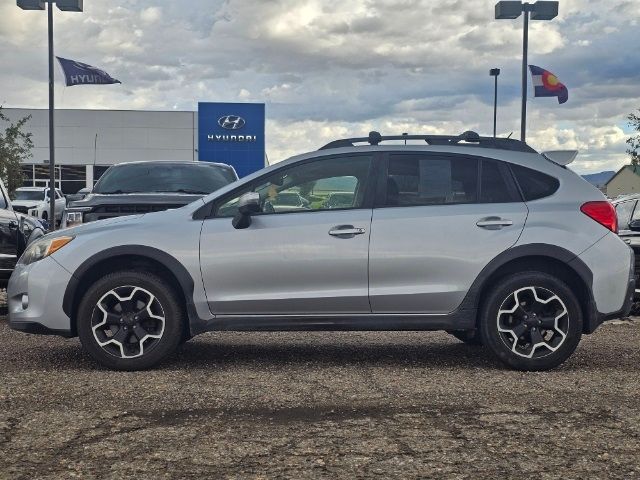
[{"x1": 0, "y1": 316, "x2": 639, "y2": 479}]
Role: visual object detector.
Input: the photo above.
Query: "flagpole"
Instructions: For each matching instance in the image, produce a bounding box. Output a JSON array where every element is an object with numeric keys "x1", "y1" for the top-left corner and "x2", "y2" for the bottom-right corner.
[
  {"x1": 520, "y1": 4, "x2": 529, "y2": 143},
  {"x1": 47, "y1": 0, "x2": 56, "y2": 230}
]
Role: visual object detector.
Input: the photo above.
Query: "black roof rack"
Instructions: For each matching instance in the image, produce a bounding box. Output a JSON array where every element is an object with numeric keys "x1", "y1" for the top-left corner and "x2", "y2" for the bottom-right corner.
[{"x1": 319, "y1": 130, "x2": 537, "y2": 153}]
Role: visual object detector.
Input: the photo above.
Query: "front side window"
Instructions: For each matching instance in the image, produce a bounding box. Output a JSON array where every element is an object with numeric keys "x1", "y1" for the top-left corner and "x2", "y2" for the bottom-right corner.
[
  {"x1": 384, "y1": 154, "x2": 478, "y2": 207},
  {"x1": 615, "y1": 200, "x2": 636, "y2": 230},
  {"x1": 215, "y1": 155, "x2": 372, "y2": 217}
]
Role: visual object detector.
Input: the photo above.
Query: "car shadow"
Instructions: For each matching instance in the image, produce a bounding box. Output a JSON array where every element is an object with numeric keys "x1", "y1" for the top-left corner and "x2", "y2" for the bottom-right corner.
[{"x1": 169, "y1": 334, "x2": 497, "y2": 370}]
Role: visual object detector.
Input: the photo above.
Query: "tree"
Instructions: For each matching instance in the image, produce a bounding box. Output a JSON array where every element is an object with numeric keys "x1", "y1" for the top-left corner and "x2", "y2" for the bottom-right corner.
[
  {"x1": 627, "y1": 109, "x2": 640, "y2": 166},
  {"x1": 0, "y1": 106, "x2": 31, "y2": 196}
]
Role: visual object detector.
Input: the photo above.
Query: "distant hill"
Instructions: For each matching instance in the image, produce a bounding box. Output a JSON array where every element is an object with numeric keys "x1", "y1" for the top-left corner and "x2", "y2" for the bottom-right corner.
[{"x1": 582, "y1": 170, "x2": 615, "y2": 188}]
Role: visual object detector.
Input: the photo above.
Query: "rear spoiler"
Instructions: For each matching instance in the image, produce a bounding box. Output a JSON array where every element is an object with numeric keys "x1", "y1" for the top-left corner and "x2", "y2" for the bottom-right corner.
[{"x1": 542, "y1": 150, "x2": 578, "y2": 166}]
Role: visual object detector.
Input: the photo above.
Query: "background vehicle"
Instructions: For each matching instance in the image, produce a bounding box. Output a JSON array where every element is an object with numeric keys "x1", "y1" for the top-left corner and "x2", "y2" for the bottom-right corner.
[
  {"x1": 266, "y1": 191, "x2": 310, "y2": 212},
  {"x1": 11, "y1": 187, "x2": 66, "y2": 224},
  {"x1": 0, "y1": 180, "x2": 45, "y2": 287},
  {"x1": 63, "y1": 161, "x2": 238, "y2": 228},
  {"x1": 612, "y1": 194, "x2": 640, "y2": 311},
  {"x1": 322, "y1": 192, "x2": 355, "y2": 209},
  {"x1": 65, "y1": 187, "x2": 91, "y2": 203},
  {"x1": 8, "y1": 131, "x2": 634, "y2": 372}
]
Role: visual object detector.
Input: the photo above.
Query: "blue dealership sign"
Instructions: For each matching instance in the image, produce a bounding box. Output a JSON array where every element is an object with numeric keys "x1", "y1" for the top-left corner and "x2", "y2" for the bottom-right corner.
[{"x1": 198, "y1": 102, "x2": 265, "y2": 177}]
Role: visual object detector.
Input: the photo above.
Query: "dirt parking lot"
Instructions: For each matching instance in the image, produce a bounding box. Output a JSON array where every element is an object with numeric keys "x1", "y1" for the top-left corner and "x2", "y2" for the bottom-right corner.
[{"x1": 0, "y1": 316, "x2": 639, "y2": 479}]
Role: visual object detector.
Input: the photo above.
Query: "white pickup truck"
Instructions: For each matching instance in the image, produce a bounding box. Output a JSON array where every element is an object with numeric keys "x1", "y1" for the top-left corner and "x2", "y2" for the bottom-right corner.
[{"x1": 11, "y1": 187, "x2": 66, "y2": 225}]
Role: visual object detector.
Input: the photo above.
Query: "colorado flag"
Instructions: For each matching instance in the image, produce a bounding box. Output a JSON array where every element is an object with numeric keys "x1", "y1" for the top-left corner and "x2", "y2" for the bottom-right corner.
[{"x1": 529, "y1": 65, "x2": 568, "y2": 104}]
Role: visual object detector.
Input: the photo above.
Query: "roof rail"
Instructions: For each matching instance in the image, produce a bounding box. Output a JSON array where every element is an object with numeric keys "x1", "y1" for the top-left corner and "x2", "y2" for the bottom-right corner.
[{"x1": 319, "y1": 130, "x2": 537, "y2": 153}]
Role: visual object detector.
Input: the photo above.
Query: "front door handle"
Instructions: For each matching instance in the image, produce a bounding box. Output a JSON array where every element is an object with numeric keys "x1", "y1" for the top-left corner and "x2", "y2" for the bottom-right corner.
[
  {"x1": 328, "y1": 225, "x2": 366, "y2": 237},
  {"x1": 476, "y1": 217, "x2": 513, "y2": 230}
]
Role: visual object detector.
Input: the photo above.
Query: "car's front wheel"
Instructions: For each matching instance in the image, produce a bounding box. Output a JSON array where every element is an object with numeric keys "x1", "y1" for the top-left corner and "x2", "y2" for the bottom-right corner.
[
  {"x1": 77, "y1": 270, "x2": 184, "y2": 371},
  {"x1": 479, "y1": 271, "x2": 583, "y2": 371}
]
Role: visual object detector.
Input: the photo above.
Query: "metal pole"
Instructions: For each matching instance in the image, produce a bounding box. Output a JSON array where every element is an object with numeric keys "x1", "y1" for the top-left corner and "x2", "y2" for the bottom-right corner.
[
  {"x1": 520, "y1": 5, "x2": 529, "y2": 142},
  {"x1": 47, "y1": 0, "x2": 56, "y2": 230},
  {"x1": 493, "y1": 75, "x2": 498, "y2": 137}
]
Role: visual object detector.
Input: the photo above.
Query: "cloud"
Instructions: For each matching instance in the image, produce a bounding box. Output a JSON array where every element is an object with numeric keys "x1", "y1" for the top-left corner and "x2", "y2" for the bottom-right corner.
[{"x1": 1, "y1": 0, "x2": 638, "y2": 173}]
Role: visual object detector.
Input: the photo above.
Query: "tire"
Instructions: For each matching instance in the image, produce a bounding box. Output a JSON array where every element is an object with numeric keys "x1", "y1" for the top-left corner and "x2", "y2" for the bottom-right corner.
[
  {"x1": 479, "y1": 271, "x2": 583, "y2": 371},
  {"x1": 448, "y1": 329, "x2": 483, "y2": 346},
  {"x1": 77, "y1": 270, "x2": 185, "y2": 371}
]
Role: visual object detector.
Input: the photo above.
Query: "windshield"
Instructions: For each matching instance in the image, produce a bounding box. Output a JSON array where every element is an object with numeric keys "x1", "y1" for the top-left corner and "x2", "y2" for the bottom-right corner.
[
  {"x1": 14, "y1": 190, "x2": 44, "y2": 201},
  {"x1": 93, "y1": 163, "x2": 237, "y2": 195}
]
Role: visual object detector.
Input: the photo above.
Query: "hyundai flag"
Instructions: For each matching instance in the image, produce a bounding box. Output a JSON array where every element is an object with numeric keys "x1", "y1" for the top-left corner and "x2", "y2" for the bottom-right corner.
[
  {"x1": 529, "y1": 65, "x2": 568, "y2": 104},
  {"x1": 56, "y1": 57, "x2": 121, "y2": 86}
]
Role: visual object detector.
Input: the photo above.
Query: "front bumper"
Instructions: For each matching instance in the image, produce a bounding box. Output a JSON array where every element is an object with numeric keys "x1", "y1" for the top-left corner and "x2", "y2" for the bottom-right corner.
[{"x1": 7, "y1": 256, "x2": 74, "y2": 337}]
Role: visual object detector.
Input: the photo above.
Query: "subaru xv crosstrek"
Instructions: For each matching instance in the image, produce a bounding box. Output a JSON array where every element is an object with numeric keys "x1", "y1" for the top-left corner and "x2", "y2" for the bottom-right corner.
[{"x1": 8, "y1": 131, "x2": 634, "y2": 371}]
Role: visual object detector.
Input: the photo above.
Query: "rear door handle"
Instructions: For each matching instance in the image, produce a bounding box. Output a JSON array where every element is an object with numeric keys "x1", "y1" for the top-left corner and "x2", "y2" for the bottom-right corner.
[
  {"x1": 476, "y1": 217, "x2": 513, "y2": 230},
  {"x1": 328, "y1": 225, "x2": 366, "y2": 237}
]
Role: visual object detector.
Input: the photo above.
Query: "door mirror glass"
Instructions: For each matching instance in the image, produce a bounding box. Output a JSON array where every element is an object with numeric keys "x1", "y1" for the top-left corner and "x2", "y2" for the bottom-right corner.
[{"x1": 232, "y1": 192, "x2": 261, "y2": 229}]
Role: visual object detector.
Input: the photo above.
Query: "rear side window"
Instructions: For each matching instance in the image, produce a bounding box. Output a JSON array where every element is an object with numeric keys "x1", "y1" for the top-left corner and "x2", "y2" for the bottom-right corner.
[
  {"x1": 480, "y1": 160, "x2": 520, "y2": 203},
  {"x1": 615, "y1": 200, "x2": 636, "y2": 230},
  {"x1": 510, "y1": 164, "x2": 560, "y2": 201},
  {"x1": 385, "y1": 155, "x2": 478, "y2": 207}
]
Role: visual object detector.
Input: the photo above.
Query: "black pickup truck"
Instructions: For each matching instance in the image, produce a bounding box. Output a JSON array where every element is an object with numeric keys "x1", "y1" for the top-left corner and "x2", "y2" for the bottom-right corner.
[
  {"x1": 0, "y1": 179, "x2": 46, "y2": 287},
  {"x1": 63, "y1": 161, "x2": 238, "y2": 227}
]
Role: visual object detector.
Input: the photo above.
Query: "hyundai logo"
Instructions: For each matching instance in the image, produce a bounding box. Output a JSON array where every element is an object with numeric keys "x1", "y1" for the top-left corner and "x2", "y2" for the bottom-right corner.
[{"x1": 218, "y1": 115, "x2": 246, "y2": 130}]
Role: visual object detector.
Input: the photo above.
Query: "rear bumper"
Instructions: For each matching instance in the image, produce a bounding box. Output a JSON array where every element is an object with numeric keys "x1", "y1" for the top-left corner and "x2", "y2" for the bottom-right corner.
[{"x1": 576, "y1": 234, "x2": 635, "y2": 333}]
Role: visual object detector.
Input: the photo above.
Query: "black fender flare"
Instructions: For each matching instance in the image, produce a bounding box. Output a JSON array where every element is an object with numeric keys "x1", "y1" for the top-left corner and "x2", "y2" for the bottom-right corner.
[
  {"x1": 456, "y1": 242, "x2": 597, "y2": 330},
  {"x1": 62, "y1": 245, "x2": 202, "y2": 334}
]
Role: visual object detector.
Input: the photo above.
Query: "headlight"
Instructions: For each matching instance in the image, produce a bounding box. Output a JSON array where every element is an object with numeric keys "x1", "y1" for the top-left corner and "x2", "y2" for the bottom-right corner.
[
  {"x1": 64, "y1": 211, "x2": 85, "y2": 228},
  {"x1": 18, "y1": 236, "x2": 74, "y2": 266}
]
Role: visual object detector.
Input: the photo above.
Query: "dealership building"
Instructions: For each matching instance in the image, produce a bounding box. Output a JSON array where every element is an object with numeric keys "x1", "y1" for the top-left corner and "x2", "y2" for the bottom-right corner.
[{"x1": 3, "y1": 102, "x2": 266, "y2": 194}]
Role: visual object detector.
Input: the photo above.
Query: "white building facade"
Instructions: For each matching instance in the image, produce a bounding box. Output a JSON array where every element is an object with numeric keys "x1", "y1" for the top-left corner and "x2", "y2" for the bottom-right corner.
[{"x1": 4, "y1": 108, "x2": 198, "y2": 194}]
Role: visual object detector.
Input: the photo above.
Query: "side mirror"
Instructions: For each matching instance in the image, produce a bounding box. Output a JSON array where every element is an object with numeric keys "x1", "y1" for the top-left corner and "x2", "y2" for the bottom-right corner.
[
  {"x1": 232, "y1": 192, "x2": 261, "y2": 229},
  {"x1": 629, "y1": 219, "x2": 640, "y2": 232}
]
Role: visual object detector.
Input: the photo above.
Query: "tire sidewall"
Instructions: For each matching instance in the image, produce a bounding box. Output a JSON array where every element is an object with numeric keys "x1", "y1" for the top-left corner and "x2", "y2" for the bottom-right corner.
[
  {"x1": 77, "y1": 271, "x2": 184, "y2": 371},
  {"x1": 479, "y1": 271, "x2": 583, "y2": 371}
]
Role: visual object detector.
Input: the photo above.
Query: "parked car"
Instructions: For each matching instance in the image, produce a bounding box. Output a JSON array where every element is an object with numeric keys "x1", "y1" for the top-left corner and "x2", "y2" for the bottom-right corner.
[
  {"x1": 0, "y1": 180, "x2": 46, "y2": 287},
  {"x1": 11, "y1": 187, "x2": 66, "y2": 225},
  {"x1": 8, "y1": 131, "x2": 634, "y2": 371},
  {"x1": 65, "y1": 187, "x2": 91, "y2": 203},
  {"x1": 322, "y1": 192, "x2": 355, "y2": 209},
  {"x1": 266, "y1": 191, "x2": 310, "y2": 212},
  {"x1": 611, "y1": 194, "x2": 640, "y2": 308},
  {"x1": 62, "y1": 161, "x2": 238, "y2": 228}
]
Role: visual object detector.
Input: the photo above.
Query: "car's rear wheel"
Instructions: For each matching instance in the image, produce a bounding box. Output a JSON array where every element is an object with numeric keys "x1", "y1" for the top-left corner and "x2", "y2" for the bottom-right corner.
[
  {"x1": 479, "y1": 271, "x2": 582, "y2": 371},
  {"x1": 77, "y1": 270, "x2": 184, "y2": 371}
]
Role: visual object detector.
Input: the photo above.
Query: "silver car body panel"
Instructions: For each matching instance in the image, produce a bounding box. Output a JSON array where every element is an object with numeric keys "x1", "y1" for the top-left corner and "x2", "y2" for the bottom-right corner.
[
  {"x1": 200, "y1": 209, "x2": 372, "y2": 315},
  {"x1": 8, "y1": 256, "x2": 73, "y2": 331},
  {"x1": 7, "y1": 143, "x2": 633, "y2": 335},
  {"x1": 369, "y1": 202, "x2": 528, "y2": 313}
]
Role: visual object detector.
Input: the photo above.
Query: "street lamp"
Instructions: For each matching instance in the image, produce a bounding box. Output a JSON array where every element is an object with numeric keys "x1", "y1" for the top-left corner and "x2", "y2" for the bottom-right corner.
[
  {"x1": 495, "y1": 1, "x2": 558, "y2": 142},
  {"x1": 17, "y1": 0, "x2": 83, "y2": 230},
  {"x1": 489, "y1": 68, "x2": 500, "y2": 138}
]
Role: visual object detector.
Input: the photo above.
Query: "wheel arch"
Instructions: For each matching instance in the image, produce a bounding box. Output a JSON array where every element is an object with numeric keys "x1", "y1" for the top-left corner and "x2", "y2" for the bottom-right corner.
[
  {"x1": 62, "y1": 246, "x2": 196, "y2": 338},
  {"x1": 459, "y1": 243, "x2": 597, "y2": 334}
]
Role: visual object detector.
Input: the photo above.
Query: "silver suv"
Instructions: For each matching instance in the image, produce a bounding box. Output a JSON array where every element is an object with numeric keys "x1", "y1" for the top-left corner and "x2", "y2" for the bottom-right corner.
[{"x1": 7, "y1": 132, "x2": 634, "y2": 371}]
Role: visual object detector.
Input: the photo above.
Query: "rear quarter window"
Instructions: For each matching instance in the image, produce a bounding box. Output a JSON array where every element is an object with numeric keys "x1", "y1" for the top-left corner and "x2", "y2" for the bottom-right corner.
[{"x1": 510, "y1": 164, "x2": 560, "y2": 201}]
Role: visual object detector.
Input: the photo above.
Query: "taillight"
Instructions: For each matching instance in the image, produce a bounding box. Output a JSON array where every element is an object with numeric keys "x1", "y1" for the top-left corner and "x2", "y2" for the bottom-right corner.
[{"x1": 580, "y1": 201, "x2": 618, "y2": 233}]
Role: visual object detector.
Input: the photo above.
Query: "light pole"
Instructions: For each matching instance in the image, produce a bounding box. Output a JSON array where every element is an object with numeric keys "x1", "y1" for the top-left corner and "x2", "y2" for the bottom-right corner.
[
  {"x1": 495, "y1": 1, "x2": 558, "y2": 143},
  {"x1": 489, "y1": 68, "x2": 500, "y2": 137},
  {"x1": 17, "y1": 0, "x2": 83, "y2": 230}
]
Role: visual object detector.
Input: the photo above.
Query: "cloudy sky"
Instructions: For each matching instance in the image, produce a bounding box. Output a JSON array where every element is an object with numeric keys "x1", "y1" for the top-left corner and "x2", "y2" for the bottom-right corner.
[{"x1": 1, "y1": 0, "x2": 639, "y2": 173}]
